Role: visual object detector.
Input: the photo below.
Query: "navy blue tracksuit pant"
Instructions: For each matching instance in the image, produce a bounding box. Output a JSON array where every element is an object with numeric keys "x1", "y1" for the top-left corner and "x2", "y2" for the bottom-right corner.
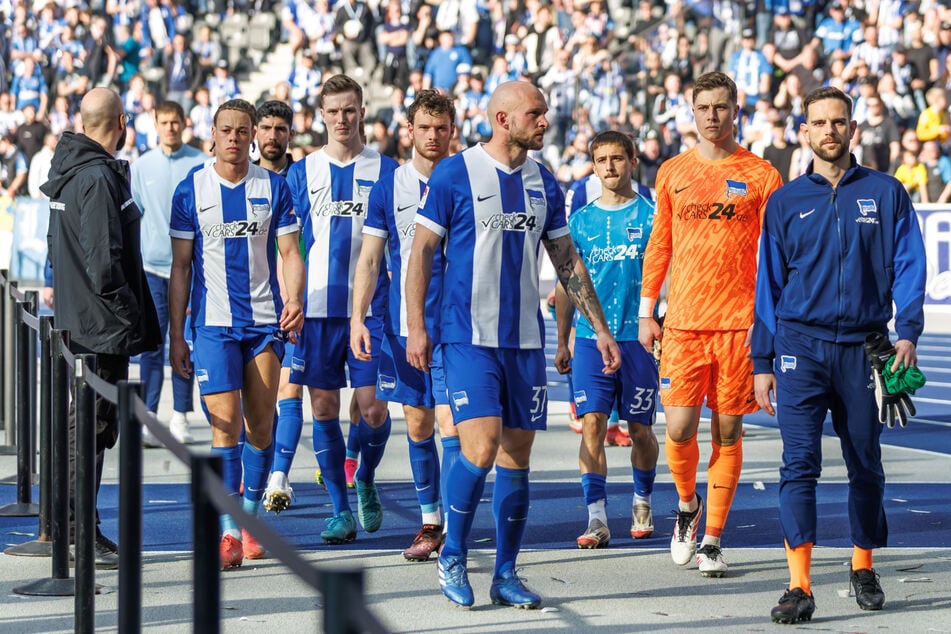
[{"x1": 773, "y1": 325, "x2": 888, "y2": 549}]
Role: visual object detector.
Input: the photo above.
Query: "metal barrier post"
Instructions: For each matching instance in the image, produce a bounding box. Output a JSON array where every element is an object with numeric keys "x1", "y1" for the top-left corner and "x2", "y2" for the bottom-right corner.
[
  {"x1": 74, "y1": 354, "x2": 96, "y2": 634},
  {"x1": 0, "y1": 293, "x2": 38, "y2": 516},
  {"x1": 13, "y1": 328, "x2": 74, "y2": 596},
  {"x1": 192, "y1": 453, "x2": 222, "y2": 634},
  {"x1": 118, "y1": 380, "x2": 142, "y2": 634},
  {"x1": 5, "y1": 315, "x2": 54, "y2": 555},
  {"x1": 2, "y1": 278, "x2": 16, "y2": 447},
  {"x1": 324, "y1": 569, "x2": 365, "y2": 634}
]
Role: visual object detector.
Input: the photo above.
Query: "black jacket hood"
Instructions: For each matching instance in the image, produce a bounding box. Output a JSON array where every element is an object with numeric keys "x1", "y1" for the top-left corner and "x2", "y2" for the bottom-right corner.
[{"x1": 40, "y1": 131, "x2": 127, "y2": 199}]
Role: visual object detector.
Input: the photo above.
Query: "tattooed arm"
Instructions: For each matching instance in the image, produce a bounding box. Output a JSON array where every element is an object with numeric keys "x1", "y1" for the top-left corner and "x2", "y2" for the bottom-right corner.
[{"x1": 544, "y1": 233, "x2": 621, "y2": 374}]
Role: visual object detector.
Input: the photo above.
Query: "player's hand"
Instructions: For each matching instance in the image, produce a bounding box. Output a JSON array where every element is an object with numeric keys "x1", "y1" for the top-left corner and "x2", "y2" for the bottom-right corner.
[
  {"x1": 169, "y1": 335, "x2": 193, "y2": 379},
  {"x1": 892, "y1": 338, "x2": 917, "y2": 373},
  {"x1": 754, "y1": 373, "x2": 776, "y2": 416},
  {"x1": 279, "y1": 299, "x2": 303, "y2": 336},
  {"x1": 638, "y1": 316, "x2": 662, "y2": 352},
  {"x1": 41, "y1": 286, "x2": 54, "y2": 310},
  {"x1": 350, "y1": 319, "x2": 372, "y2": 361},
  {"x1": 596, "y1": 331, "x2": 621, "y2": 374},
  {"x1": 406, "y1": 326, "x2": 432, "y2": 373},
  {"x1": 554, "y1": 342, "x2": 572, "y2": 374},
  {"x1": 865, "y1": 333, "x2": 917, "y2": 428}
]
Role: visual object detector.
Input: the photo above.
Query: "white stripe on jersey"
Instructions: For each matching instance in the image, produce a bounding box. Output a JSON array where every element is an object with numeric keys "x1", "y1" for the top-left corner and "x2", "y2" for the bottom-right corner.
[{"x1": 392, "y1": 163, "x2": 425, "y2": 336}]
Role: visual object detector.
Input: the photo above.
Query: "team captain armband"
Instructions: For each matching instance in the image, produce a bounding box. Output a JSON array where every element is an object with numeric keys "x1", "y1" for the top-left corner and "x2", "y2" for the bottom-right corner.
[{"x1": 638, "y1": 297, "x2": 655, "y2": 319}]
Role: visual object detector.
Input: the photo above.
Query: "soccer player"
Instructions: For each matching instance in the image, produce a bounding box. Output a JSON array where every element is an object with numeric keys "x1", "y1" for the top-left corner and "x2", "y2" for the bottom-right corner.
[
  {"x1": 406, "y1": 81, "x2": 620, "y2": 609},
  {"x1": 168, "y1": 99, "x2": 305, "y2": 569},
  {"x1": 286, "y1": 74, "x2": 398, "y2": 544},
  {"x1": 351, "y1": 89, "x2": 458, "y2": 562},
  {"x1": 638, "y1": 71, "x2": 783, "y2": 577},
  {"x1": 131, "y1": 100, "x2": 205, "y2": 447},
  {"x1": 752, "y1": 87, "x2": 926, "y2": 623},
  {"x1": 553, "y1": 130, "x2": 660, "y2": 549}
]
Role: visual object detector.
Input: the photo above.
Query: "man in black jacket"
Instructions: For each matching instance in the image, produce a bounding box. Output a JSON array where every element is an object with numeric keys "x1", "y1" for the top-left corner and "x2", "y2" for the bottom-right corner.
[{"x1": 42, "y1": 87, "x2": 161, "y2": 569}]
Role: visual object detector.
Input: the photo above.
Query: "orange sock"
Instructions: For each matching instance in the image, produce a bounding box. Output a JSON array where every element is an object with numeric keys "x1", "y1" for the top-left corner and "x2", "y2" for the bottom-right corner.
[
  {"x1": 704, "y1": 437, "x2": 742, "y2": 538},
  {"x1": 665, "y1": 434, "x2": 699, "y2": 504},
  {"x1": 784, "y1": 541, "x2": 813, "y2": 594},
  {"x1": 851, "y1": 546, "x2": 873, "y2": 571}
]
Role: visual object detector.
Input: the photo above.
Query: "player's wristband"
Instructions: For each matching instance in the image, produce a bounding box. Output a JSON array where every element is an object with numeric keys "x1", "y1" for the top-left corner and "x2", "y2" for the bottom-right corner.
[{"x1": 638, "y1": 297, "x2": 655, "y2": 320}]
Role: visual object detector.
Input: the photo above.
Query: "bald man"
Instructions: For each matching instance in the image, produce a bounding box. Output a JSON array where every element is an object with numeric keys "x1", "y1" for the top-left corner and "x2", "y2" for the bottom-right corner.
[
  {"x1": 405, "y1": 81, "x2": 621, "y2": 609},
  {"x1": 43, "y1": 87, "x2": 161, "y2": 569}
]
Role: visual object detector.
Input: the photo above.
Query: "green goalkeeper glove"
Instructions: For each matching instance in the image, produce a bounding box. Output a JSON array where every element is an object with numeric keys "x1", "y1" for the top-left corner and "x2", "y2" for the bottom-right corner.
[{"x1": 864, "y1": 333, "x2": 919, "y2": 428}]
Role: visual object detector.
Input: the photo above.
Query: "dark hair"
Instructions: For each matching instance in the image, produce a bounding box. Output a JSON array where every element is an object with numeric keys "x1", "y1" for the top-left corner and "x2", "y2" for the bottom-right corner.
[
  {"x1": 155, "y1": 100, "x2": 186, "y2": 121},
  {"x1": 257, "y1": 100, "x2": 293, "y2": 125},
  {"x1": 318, "y1": 74, "x2": 363, "y2": 109},
  {"x1": 214, "y1": 99, "x2": 257, "y2": 126},
  {"x1": 406, "y1": 89, "x2": 456, "y2": 127},
  {"x1": 802, "y1": 86, "x2": 853, "y2": 121},
  {"x1": 589, "y1": 130, "x2": 636, "y2": 159},
  {"x1": 693, "y1": 71, "x2": 738, "y2": 105}
]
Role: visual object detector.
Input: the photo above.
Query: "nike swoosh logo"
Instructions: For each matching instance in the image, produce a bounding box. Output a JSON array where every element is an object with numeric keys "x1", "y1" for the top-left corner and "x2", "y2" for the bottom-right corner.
[
  {"x1": 246, "y1": 487, "x2": 262, "y2": 493},
  {"x1": 279, "y1": 449, "x2": 296, "y2": 455},
  {"x1": 414, "y1": 485, "x2": 431, "y2": 492},
  {"x1": 397, "y1": 203, "x2": 416, "y2": 212},
  {"x1": 586, "y1": 234, "x2": 601, "y2": 241},
  {"x1": 674, "y1": 185, "x2": 690, "y2": 194},
  {"x1": 367, "y1": 441, "x2": 386, "y2": 448},
  {"x1": 712, "y1": 483, "x2": 731, "y2": 490},
  {"x1": 199, "y1": 204, "x2": 214, "y2": 213},
  {"x1": 315, "y1": 449, "x2": 331, "y2": 456},
  {"x1": 799, "y1": 209, "x2": 816, "y2": 219},
  {"x1": 449, "y1": 505, "x2": 473, "y2": 514},
  {"x1": 506, "y1": 516, "x2": 527, "y2": 522},
  {"x1": 531, "y1": 413, "x2": 545, "y2": 422},
  {"x1": 311, "y1": 186, "x2": 327, "y2": 196},
  {"x1": 476, "y1": 193, "x2": 496, "y2": 202}
]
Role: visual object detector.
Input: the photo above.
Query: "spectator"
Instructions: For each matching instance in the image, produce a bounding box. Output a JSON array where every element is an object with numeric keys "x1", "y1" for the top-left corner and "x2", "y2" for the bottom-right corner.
[
  {"x1": 49, "y1": 95, "x2": 74, "y2": 137},
  {"x1": 114, "y1": 23, "x2": 142, "y2": 90},
  {"x1": 523, "y1": 3, "x2": 561, "y2": 80},
  {"x1": 894, "y1": 147, "x2": 928, "y2": 202},
  {"x1": 15, "y1": 104, "x2": 50, "y2": 162},
  {"x1": 165, "y1": 32, "x2": 199, "y2": 110},
  {"x1": 189, "y1": 85, "x2": 214, "y2": 146},
  {"x1": 858, "y1": 95, "x2": 901, "y2": 172},
  {"x1": 433, "y1": 0, "x2": 478, "y2": 46},
  {"x1": 762, "y1": 119, "x2": 797, "y2": 184},
  {"x1": 457, "y1": 71, "x2": 490, "y2": 145},
  {"x1": 206, "y1": 60, "x2": 239, "y2": 107},
  {"x1": 10, "y1": 57, "x2": 49, "y2": 117},
  {"x1": 140, "y1": 0, "x2": 175, "y2": 68},
  {"x1": 813, "y1": 1, "x2": 862, "y2": 63},
  {"x1": 916, "y1": 86, "x2": 951, "y2": 145},
  {"x1": 83, "y1": 14, "x2": 119, "y2": 88},
  {"x1": 334, "y1": 0, "x2": 376, "y2": 79},
  {"x1": 920, "y1": 139, "x2": 951, "y2": 203},
  {"x1": 729, "y1": 28, "x2": 772, "y2": 109},
  {"x1": 28, "y1": 133, "x2": 57, "y2": 199},
  {"x1": 423, "y1": 30, "x2": 473, "y2": 93},
  {"x1": 378, "y1": 0, "x2": 410, "y2": 90},
  {"x1": 0, "y1": 92, "x2": 24, "y2": 137},
  {"x1": 54, "y1": 50, "x2": 89, "y2": 117},
  {"x1": 0, "y1": 133, "x2": 28, "y2": 198},
  {"x1": 9, "y1": 20, "x2": 42, "y2": 77},
  {"x1": 288, "y1": 51, "x2": 322, "y2": 111},
  {"x1": 192, "y1": 23, "x2": 223, "y2": 85}
]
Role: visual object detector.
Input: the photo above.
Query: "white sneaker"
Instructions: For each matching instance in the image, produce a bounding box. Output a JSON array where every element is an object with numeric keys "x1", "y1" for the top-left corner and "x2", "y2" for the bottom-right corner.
[
  {"x1": 696, "y1": 544, "x2": 728, "y2": 577},
  {"x1": 142, "y1": 423, "x2": 162, "y2": 448},
  {"x1": 263, "y1": 471, "x2": 294, "y2": 514},
  {"x1": 169, "y1": 412, "x2": 194, "y2": 444},
  {"x1": 670, "y1": 495, "x2": 703, "y2": 565}
]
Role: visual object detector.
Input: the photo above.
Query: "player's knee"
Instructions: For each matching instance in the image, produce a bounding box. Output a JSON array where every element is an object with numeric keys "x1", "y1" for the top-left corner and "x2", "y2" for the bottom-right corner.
[{"x1": 361, "y1": 401, "x2": 390, "y2": 426}]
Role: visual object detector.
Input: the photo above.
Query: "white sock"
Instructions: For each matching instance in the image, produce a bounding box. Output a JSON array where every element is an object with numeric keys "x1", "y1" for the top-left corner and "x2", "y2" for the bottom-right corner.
[
  {"x1": 422, "y1": 510, "x2": 442, "y2": 526},
  {"x1": 587, "y1": 499, "x2": 607, "y2": 524},
  {"x1": 678, "y1": 494, "x2": 698, "y2": 514},
  {"x1": 633, "y1": 493, "x2": 651, "y2": 508},
  {"x1": 171, "y1": 411, "x2": 188, "y2": 424},
  {"x1": 701, "y1": 535, "x2": 721, "y2": 548}
]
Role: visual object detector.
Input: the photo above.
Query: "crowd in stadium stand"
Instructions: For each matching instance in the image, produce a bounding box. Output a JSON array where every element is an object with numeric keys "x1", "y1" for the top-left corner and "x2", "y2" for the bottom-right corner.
[{"x1": 6, "y1": 0, "x2": 951, "y2": 204}]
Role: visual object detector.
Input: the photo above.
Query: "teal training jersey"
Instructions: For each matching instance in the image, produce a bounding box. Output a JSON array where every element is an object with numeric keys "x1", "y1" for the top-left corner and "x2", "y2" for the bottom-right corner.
[{"x1": 568, "y1": 194, "x2": 655, "y2": 342}]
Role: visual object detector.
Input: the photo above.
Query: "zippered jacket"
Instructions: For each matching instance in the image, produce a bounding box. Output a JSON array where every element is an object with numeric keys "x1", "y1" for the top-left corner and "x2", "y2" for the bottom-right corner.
[{"x1": 751, "y1": 156, "x2": 926, "y2": 374}]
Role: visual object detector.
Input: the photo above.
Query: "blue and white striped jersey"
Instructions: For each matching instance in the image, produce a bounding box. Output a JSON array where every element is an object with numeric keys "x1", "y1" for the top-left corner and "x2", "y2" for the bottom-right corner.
[
  {"x1": 566, "y1": 173, "x2": 653, "y2": 216},
  {"x1": 169, "y1": 161, "x2": 299, "y2": 328},
  {"x1": 363, "y1": 163, "x2": 443, "y2": 339},
  {"x1": 416, "y1": 145, "x2": 568, "y2": 349},
  {"x1": 568, "y1": 195, "x2": 655, "y2": 342},
  {"x1": 287, "y1": 147, "x2": 398, "y2": 319}
]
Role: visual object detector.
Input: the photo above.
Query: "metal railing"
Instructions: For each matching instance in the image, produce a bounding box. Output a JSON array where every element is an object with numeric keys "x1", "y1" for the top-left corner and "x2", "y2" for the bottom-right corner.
[{"x1": 0, "y1": 269, "x2": 387, "y2": 633}]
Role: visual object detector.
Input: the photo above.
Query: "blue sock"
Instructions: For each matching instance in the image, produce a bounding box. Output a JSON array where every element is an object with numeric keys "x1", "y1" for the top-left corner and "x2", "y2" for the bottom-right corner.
[
  {"x1": 211, "y1": 445, "x2": 242, "y2": 535},
  {"x1": 242, "y1": 441, "x2": 273, "y2": 514},
  {"x1": 493, "y1": 466, "x2": 530, "y2": 578},
  {"x1": 273, "y1": 398, "x2": 303, "y2": 473},
  {"x1": 237, "y1": 426, "x2": 246, "y2": 454},
  {"x1": 346, "y1": 420, "x2": 361, "y2": 459},
  {"x1": 313, "y1": 418, "x2": 349, "y2": 514},
  {"x1": 633, "y1": 467, "x2": 656, "y2": 498},
  {"x1": 440, "y1": 436, "x2": 461, "y2": 521},
  {"x1": 408, "y1": 433, "x2": 440, "y2": 514},
  {"x1": 355, "y1": 415, "x2": 390, "y2": 483},
  {"x1": 581, "y1": 472, "x2": 607, "y2": 506},
  {"x1": 442, "y1": 455, "x2": 488, "y2": 558}
]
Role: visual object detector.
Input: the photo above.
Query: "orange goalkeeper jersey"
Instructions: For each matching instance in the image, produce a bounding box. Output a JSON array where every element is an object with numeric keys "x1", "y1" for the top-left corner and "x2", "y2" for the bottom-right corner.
[{"x1": 642, "y1": 146, "x2": 783, "y2": 331}]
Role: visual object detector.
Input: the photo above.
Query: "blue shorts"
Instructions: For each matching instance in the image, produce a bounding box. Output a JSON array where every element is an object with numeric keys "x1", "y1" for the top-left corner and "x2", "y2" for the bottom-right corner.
[
  {"x1": 289, "y1": 316, "x2": 382, "y2": 390},
  {"x1": 377, "y1": 333, "x2": 434, "y2": 408},
  {"x1": 442, "y1": 343, "x2": 547, "y2": 429},
  {"x1": 571, "y1": 338, "x2": 657, "y2": 425},
  {"x1": 192, "y1": 325, "x2": 285, "y2": 395},
  {"x1": 431, "y1": 344, "x2": 448, "y2": 406}
]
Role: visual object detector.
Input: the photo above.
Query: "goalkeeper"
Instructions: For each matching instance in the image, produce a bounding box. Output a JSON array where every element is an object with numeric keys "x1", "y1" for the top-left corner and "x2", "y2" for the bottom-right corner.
[{"x1": 750, "y1": 87, "x2": 926, "y2": 624}]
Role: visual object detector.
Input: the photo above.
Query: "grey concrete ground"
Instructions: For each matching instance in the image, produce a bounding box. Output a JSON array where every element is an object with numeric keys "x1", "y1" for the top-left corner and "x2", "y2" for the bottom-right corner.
[{"x1": 2, "y1": 385, "x2": 950, "y2": 633}]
